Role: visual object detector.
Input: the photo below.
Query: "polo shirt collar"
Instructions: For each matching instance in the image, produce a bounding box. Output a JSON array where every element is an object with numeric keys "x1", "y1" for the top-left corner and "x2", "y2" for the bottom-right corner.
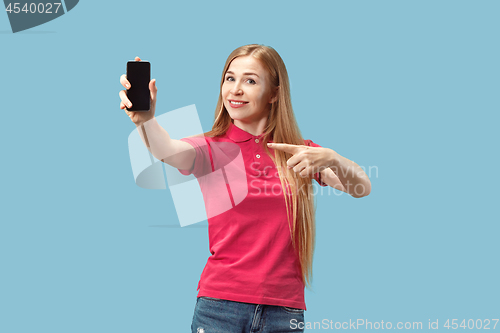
[{"x1": 227, "y1": 122, "x2": 267, "y2": 143}]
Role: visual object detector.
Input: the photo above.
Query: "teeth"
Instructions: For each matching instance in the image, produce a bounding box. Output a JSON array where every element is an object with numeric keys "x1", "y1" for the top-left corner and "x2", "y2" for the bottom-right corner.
[{"x1": 230, "y1": 101, "x2": 246, "y2": 105}]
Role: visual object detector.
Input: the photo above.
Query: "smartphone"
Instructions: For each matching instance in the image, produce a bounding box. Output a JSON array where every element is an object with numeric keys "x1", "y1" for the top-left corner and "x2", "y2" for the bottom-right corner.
[{"x1": 126, "y1": 61, "x2": 151, "y2": 111}]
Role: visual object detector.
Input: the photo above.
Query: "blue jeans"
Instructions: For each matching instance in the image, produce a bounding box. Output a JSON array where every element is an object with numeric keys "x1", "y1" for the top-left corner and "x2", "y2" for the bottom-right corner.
[{"x1": 191, "y1": 296, "x2": 305, "y2": 333}]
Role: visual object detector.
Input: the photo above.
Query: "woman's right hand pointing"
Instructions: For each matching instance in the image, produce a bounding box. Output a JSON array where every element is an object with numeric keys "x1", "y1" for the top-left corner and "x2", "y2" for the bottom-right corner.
[{"x1": 119, "y1": 56, "x2": 157, "y2": 126}]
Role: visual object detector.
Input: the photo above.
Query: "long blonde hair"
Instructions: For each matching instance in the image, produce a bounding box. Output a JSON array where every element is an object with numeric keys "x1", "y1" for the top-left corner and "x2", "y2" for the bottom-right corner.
[{"x1": 204, "y1": 44, "x2": 317, "y2": 288}]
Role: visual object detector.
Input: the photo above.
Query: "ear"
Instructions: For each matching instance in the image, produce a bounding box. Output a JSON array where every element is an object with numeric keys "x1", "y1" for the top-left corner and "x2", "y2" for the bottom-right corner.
[{"x1": 269, "y1": 86, "x2": 280, "y2": 104}]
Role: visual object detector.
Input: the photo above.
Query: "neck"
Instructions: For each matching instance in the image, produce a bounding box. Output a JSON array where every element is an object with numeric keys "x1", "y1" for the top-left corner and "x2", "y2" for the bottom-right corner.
[{"x1": 233, "y1": 117, "x2": 268, "y2": 136}]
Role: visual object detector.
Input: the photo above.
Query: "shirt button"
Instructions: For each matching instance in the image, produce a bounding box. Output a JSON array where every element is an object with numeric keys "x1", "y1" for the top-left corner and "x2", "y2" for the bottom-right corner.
[
  {"x1": 256, "y1": 154, "x2": 261, "y2": 158},
  {"x1": 255, "y1": 138, "x2": 259, "y2": 143}
]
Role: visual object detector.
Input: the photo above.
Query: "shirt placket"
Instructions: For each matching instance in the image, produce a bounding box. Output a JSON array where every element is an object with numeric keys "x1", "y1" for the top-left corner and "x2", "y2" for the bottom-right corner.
[{"x1": 251, "y1": 137, "x2": 264, "y2": 177}]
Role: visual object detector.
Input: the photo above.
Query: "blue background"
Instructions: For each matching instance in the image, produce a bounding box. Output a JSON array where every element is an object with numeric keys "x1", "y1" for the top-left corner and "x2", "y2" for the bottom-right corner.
[{"x1": 1, "y1": 0, "x2": 499, "y2": 332}]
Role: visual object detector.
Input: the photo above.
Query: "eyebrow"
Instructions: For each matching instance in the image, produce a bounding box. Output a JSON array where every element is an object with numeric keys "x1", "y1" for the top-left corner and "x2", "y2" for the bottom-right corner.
[{"x1": 226, "y1": 70, "x2": 260, "y2": 78}]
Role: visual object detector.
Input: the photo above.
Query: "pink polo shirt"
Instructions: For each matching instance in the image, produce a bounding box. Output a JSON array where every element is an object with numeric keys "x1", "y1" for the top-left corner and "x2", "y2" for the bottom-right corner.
[{"x1": 177, "y1": 122, "x2": 327, "y2": 310}]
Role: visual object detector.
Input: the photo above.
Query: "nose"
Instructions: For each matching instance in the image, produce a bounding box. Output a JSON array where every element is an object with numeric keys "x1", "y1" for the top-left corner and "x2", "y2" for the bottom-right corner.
[{"x1": 230, "y1": 81, "x2": 243, "y2": 95}]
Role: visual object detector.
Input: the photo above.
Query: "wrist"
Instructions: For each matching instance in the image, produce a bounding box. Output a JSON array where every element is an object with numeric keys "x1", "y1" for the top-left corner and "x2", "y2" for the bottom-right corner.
[
  {"x1": 328, "y1": 149, "x2": 340, "y2": 168},
  {"x1": 135, "y1": 116, "x2": 156, "y2": 128}
]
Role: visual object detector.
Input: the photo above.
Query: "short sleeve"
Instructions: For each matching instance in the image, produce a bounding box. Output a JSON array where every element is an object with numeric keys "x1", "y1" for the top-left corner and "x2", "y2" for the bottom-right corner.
[
  {"x1": 304, "y1": 139, "x2": 328, "y2": 187},
  {"x1": 177, "y1": 136, "x2": 214, "y2": 178}
]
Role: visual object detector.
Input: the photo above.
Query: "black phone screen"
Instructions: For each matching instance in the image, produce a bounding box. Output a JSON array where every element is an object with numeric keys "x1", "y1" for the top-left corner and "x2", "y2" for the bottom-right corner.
[{"x1": 126, "y1": 61, "x2": 150, "y2": 111}]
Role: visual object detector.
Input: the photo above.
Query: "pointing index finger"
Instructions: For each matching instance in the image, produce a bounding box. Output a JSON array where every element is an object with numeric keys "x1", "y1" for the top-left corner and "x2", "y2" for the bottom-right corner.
[{"x1": 267, "y1": 143, "x2": 300, "y2": 154}]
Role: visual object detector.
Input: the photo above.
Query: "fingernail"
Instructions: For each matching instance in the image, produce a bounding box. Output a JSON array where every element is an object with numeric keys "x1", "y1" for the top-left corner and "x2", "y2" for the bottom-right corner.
[
  {"x1": 267, "y1": 143, "x2": 272, "y2": 146},
  {"x1": 127, "y1": 103, "x2": 132, "y2": 107},
  {"x1": 126, "y1": 84, "x2": 130, "y2": 88}
]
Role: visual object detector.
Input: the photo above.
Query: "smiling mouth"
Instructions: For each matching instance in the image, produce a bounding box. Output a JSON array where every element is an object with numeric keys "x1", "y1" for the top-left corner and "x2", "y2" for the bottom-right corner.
[{"x1": 229, "y1": 100, "x2": 249, "y2": 106}]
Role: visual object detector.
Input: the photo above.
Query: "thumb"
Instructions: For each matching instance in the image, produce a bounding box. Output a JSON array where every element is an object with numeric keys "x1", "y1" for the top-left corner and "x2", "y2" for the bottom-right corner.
[{"x1": 150, "y1": 79, "x2": 157, "y2": 98}]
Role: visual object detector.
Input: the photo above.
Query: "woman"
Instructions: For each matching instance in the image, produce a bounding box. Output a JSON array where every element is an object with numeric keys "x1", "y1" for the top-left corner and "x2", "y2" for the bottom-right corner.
[{"x1": 119, "y1": 44, "x2": 371, "y2": 332}]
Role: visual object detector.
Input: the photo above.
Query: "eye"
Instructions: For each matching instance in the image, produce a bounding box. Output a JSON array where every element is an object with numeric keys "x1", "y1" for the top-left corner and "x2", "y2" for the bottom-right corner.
[{"x1": 224, "y1": 76, "x2": 256, "y2": 84}]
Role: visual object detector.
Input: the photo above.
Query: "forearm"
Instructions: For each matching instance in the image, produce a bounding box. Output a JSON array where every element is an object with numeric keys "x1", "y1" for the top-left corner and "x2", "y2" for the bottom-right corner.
[
  {"x1": 136, "y1": 118, "x2": 175, "y2": 162},
  {"x1": 136, "y1": 118, "x2": 196, "y2": 170},
  {"x1": 329, "y1": 150, "x2": 371, "y2": 198}
]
